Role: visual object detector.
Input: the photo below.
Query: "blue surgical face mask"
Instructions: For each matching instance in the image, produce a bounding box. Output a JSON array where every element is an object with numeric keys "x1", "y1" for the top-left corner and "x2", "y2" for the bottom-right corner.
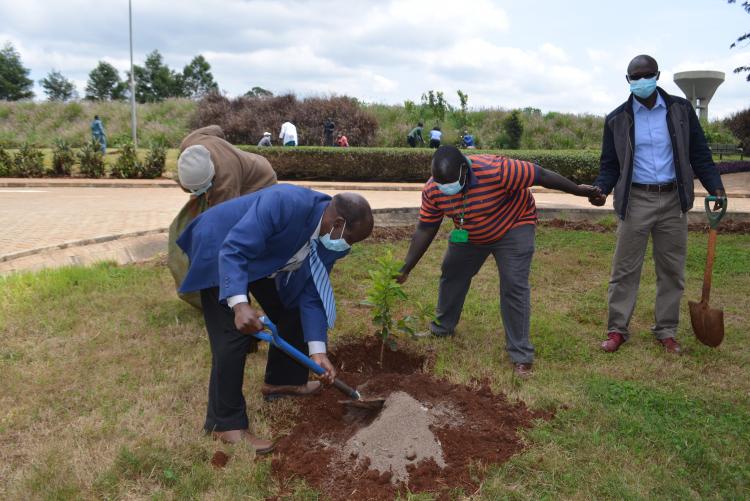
[
  {"x1": 630, "y1": 77, "x2": 658, "y2": 99},
  {"x1": 437, "y1": 166, "x2": 464, "y2": 195},
  {"x1": 320, "y1": 220, "x2": 350, "y2": 252}
]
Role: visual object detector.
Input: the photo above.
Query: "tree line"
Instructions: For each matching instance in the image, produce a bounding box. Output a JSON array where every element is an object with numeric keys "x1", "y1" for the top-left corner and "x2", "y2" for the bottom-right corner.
[{"x1": 0, "y1": 43, "x2": 272, "y2": 103}]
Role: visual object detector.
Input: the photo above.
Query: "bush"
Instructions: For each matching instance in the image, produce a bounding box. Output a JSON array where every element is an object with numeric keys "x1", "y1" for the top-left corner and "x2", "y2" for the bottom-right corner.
[
  {"x1": 78, "y1": 138, "x2": 106, "y2": 178},
  {"x1": 110, "y1": 142, "x2": 141, "y2": 178},
  {"x1": 140, "y1": 143, "x2": 167, "y2": 179},
  {"x1": 12, "y1": 143, "x2": 45, "y2": 177},
  {"x1": 238, "y1": 146, "x2": 602, "y2": 183},
  {"x1": 192, "y1": 93, "x2": 378, "y2": 146},
  {"x1": 0, "y1": 146, "x2": 11, "y2": 176},
  {"x1": 724, "y1": 108, "x2": 750, "y2": 149},
  {"x1": 715, "y1": 160, "x2": 750, "y2": 175},
  {"x1": 504, "y1": 110, "x2": 523, "y2": 149},
  {"x1": 51, "y1": 139, "x2": 75, "y2": 176}
]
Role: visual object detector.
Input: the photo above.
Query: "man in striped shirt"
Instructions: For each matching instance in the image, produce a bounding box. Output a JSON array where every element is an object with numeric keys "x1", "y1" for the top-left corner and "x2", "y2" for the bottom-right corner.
[{"x1": 398, "y1": 146, "x2": 599, "y2": 378}]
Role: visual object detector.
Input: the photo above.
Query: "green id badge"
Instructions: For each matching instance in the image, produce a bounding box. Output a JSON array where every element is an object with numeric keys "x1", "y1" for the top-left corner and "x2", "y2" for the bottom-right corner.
[{"x1": 449, "y1": 228, "x2": 469, "y2": 243}]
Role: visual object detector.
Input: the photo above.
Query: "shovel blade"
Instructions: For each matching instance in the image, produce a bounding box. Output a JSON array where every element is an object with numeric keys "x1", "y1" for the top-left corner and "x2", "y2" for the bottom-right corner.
[{"x1": 689, "y1": 300, "x2": 725, "y2": 348}]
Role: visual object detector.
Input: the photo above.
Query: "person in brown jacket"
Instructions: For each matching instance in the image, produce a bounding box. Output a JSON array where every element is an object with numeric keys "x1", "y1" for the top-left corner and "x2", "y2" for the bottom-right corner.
[{"x1": 168, "y1": 125, "x2": 277, "y2": 308}]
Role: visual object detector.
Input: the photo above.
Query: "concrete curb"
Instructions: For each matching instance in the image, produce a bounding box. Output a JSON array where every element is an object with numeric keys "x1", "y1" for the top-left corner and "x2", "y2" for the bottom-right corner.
[
  {"x1": 3, "y1": 206, "x2": 748, "y2": 268},
  {"x1": 0, "y1": 228, "x2": 168, "y2": 263},
  {"x1": 1, "y1": 178, "x2": 747, "y2": 197}
]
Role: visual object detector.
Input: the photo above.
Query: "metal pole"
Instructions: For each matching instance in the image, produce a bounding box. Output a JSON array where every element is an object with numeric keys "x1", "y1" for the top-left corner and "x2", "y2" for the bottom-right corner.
[{"x1": 129, "y1": 0, "x2": 137, "y2": 147}]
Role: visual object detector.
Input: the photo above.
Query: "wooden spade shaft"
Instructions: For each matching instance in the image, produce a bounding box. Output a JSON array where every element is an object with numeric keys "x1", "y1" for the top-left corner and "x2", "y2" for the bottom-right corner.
[{"x1": 699, "y1": 229, "x2": 717, "y2": 304}]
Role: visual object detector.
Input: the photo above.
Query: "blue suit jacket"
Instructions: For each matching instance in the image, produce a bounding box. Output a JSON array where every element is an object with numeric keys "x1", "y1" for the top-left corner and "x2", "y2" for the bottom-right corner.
[{"x1": 177, "y1": 184, "x2": 349, "y2": 343}]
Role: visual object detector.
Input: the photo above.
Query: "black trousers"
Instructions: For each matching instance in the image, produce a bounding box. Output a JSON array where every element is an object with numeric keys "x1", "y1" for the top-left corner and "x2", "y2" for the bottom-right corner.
[{"x1": 200, "y1": 278, "x2": 309, "y2": 432}]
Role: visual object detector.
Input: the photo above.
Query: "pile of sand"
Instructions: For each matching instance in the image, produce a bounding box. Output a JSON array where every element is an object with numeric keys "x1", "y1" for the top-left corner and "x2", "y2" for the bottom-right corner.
[{"x1": 341, "y1": 391, "x2": 446, "y2": 483}]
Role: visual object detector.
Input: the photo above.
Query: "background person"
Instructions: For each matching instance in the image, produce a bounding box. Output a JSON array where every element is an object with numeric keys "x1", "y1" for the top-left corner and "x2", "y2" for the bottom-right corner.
[
  {"x1": 90, "y1": 115, "x2": 106, "y2": 154},
  {"x1": 398, "y1": 145, "x2": 600, "y2": 378},
  {"x1": 589, "y1": 54, "x2": 726, "y2": 355},
  {"x1": 462, "y1": 130, "x2": 475, "y2": 149},
  {"x1": 429, "y1": 126, "x2": 442, "y2": 148},
  {"x1": 336, "y1": 132, "x2": 349, "y2": 147},
  {"x1": 280, "y1": 120, "x2": 298, "y2": 146},
  {"x1": 168, "y1": 125, "x2": 277, "y2": 309},
  {"x1": 177, "y1": 185, "x2": 374, "y2": 450},
  {"x1": 407, "y1": 122, "x2": 425, "y2": 147},
  {"x1": 323, "y1": 117, "x2": 335, "y2": 146},
  {"x1": 257, "y1": 131, "x2": 272, "y2": 147}
]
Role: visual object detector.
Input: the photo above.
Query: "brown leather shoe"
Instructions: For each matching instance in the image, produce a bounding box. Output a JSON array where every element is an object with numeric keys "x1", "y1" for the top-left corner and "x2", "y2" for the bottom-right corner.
[
  {"x1": 211, "y1": 430, "x2": 275, "y2": 455},
  {"x1": 513, "y1": 363, "x2": 533, "y2": 378},
  {"x1": 659, "y1": 337, "x2": 682, "y2": 354},
  {"x1": 261, "y1": 380, "x2": 322, "y2": 401},
  {"x1": 601, "y1": 332, "x2": 626, "y2": 353}
]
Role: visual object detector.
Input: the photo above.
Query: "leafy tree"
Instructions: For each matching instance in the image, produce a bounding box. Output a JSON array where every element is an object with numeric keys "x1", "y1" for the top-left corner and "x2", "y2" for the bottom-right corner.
[
  {"x1": 129, "y1": 50, "x2": 183, "y2": 103},
  {"x1": 40, "y1": 70, "x2": 77, "y2": 101},
  {"x1": 181, "y1": 55, "x2": 218, "y2": 98},
  {"x1": 504, "y1": 110, "x2": 524, "y2": 149},
  {"x1": 0, "y1": 42, "x2": 34, "y2": 100},
  {"x1": 455, "y1": 89, "x2": 469, "y2": 128},
  {"x1": 86, "y1": 61, "x2": 126, "y2": 100},
  {"x1": 728, "y1": 1, "x2": 750, "y2": 81},
  {"x1": 420, "y1": 90, "x2": 450, "y2": 122},
  {"x1": 245, "y1": 86, "x2": 273, "y2": 98}
]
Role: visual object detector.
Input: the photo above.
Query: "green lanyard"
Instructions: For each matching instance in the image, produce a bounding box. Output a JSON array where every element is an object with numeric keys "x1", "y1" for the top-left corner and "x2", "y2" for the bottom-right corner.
[{"x1": 449, "y1": 194, "x2": 469, "y2": 243}]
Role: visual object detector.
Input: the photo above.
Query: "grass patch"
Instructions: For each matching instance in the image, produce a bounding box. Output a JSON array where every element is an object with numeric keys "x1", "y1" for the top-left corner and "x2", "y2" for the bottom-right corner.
[{"x1": 1, "y1": 227, "x2": 748, "y2": 499}]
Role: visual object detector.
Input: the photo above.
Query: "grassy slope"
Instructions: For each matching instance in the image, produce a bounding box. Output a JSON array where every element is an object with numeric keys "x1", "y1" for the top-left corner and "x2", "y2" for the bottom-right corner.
[{"x1": 1, "y1": 227, "x2": 749, "y2": 499}]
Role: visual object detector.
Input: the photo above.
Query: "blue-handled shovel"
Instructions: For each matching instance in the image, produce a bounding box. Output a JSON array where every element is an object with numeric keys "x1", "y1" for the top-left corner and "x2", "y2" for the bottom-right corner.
[
  {"x1": 254, "y1": 316, "x2": 361, "y2": 400},
  {"x1": 254, "y1": 318, "x2": 385, "y2": 411}
]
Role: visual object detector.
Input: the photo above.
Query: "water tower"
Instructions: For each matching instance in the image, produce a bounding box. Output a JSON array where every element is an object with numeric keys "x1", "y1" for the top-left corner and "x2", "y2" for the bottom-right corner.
[{"x1": 673, "y1": 71, "x2": 724, "y2": 121}]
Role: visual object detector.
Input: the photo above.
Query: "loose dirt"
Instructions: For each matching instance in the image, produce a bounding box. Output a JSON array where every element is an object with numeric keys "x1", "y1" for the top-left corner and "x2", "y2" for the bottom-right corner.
[{"x1": 269, "y1": 338, "x2": 552, "y2": 500}]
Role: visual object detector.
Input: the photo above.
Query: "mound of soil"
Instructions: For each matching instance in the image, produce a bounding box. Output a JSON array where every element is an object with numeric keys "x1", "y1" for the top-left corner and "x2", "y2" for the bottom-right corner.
[
  {"x1": 269, "y1": 337, "x2": 551, "y2": 500},
  {"x1": 329, "y1": 336, "x2": 433, "y2": 375}
]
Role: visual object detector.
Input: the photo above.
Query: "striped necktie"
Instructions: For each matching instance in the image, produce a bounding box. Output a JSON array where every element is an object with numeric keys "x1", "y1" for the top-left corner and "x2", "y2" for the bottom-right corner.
[{"x1": 309, "y1": 240, "x2": 336, "y2": 328}]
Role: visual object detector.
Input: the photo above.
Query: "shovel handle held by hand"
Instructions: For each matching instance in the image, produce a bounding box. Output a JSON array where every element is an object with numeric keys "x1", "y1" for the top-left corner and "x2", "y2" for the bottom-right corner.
[
  {"x1": 255, "y1": 317, "x2": 361, "y2": 400},
  {"x1": 704, "y1": 195, "x2": 727, "y2": 229}
]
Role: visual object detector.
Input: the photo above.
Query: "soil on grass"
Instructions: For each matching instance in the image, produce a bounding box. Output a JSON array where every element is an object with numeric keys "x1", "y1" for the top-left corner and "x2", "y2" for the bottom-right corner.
[{"x1": 269, "y1": 337, "x2": 552, "y2": 500}]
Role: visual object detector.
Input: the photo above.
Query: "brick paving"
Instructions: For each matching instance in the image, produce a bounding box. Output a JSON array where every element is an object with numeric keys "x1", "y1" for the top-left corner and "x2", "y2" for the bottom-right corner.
[{"x1": 0, "y1": 173, "x2": 747, "y2": 273}]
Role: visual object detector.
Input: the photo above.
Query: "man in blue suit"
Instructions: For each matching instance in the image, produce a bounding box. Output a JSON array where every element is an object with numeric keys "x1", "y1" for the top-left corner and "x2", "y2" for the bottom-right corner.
[{"x1": 178, "y1": 184, "x2": 374, "y2": 453}]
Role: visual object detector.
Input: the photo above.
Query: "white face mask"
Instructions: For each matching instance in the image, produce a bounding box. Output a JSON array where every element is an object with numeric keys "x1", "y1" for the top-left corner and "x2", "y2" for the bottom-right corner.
[
  {"x1": 319, "y1": 221, "x2": 350, "y2": 252},
  {"x1": 437, "y1": 166, "x2": 464, "y2": 195}
]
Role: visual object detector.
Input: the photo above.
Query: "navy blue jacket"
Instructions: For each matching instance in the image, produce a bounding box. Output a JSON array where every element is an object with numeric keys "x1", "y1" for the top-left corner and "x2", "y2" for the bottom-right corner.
[
  {"x1": 177, "y1": 184, "x2": 348, "y2": 343},
  {"x1": 593, "y1": 87, "x2": 723, "y2": 219}
]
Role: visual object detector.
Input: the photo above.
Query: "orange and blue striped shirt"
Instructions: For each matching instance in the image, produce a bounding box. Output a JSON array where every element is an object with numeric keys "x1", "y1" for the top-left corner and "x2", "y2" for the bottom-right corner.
[{"x1": 419, "y1": 155, "x2": 539, "y2": 244}]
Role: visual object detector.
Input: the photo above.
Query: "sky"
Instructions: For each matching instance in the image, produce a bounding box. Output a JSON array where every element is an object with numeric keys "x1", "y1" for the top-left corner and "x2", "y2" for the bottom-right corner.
[{"x1": 1, "y1": 0, "x2": 748, "y2": 119}]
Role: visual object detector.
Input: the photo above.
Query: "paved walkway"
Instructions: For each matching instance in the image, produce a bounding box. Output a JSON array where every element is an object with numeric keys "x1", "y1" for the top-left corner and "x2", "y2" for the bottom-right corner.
[{"x1": 1, "y1": 173, "x2": 748, "y2": 274}]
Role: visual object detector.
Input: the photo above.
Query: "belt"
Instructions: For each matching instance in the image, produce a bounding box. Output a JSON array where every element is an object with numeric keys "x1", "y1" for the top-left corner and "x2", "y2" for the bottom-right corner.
[{"x1": 631, "y1": 181, "x2": 677, "y2": 192}]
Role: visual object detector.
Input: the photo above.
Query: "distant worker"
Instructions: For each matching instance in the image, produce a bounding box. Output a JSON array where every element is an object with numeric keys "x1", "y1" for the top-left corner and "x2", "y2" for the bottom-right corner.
[
  {"x1": 168, "y1": 125, "x2": 277, "y2": 309},
  {"x1": 462, "y1": 130, "x2": 475, "y2": 149},
  {"x1": 279, "y1": 120, "x2": 298, "y2": 146},
  {"x1": 323, "y1": 117, "x2": 335, "y2": 146},
  {"x1": 258, "y1": 131, "x2": 272, "y2": 147},
  {"x1": 407, "y1": 122, "x2": 425, "y2": 147},
  {"x1": 429, "y1": 126, "x2": 442, "y2": 148},
  {"x1": 91, "y1": 115, "x2": 107, "y2": 154},
  {"x1": 336, "y1": 133, "x2": 349, "y2": 148}
]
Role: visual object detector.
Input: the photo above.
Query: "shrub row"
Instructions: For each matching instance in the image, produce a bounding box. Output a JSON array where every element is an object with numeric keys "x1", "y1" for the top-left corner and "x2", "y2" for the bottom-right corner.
[
  {"x1": 192, "y1": 94, "x2": 379, "y2": 146},
  {"x1": 0, "y1": 141, "x2": 166, "y2": 179},
  {"x1": 239, "y1": 146, "x2": 603, "y2": 183},
  {"x1": 715, "y1": 161, "x2": 750, "y2": 175}
]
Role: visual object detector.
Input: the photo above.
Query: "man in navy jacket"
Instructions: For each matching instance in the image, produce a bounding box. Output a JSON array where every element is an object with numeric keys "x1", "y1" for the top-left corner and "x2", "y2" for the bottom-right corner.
[{"x1": 178, "y1": 184, "x2": 374, "y2": 452}]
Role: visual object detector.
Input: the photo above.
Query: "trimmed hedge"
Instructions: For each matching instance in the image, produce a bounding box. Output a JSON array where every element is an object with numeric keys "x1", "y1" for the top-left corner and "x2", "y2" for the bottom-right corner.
[
  {"x1": 715, "y1": 160, "x2": 750, "y2": 175},
  {"x1": 238, "y1": 146, "x2": 603, "y2": 183}
]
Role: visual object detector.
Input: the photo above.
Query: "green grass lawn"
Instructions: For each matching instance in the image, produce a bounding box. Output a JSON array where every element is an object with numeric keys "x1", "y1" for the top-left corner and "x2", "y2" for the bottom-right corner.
[{"x1": 1, "y1": 227, "x2": 748, "y2": 500}]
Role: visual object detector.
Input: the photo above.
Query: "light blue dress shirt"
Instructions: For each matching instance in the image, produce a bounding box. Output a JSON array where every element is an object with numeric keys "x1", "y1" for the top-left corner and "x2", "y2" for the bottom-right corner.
[{"x1": 631, "y1": 94, "x2": 676, "y2": 184}]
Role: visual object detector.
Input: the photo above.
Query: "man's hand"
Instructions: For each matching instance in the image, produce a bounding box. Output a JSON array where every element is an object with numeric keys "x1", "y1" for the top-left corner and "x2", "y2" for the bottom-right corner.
[
  {"x1": 311, "y1": 353, "x2": 336, "y2": 384},
  {"x1": 396, "y1": 270, "x2": 409, "y2": 284},
  {"x1": 588, "y1": 186, "x2": 607, "y2": 207},
  {"x1": 712, "y1": 188, "x2": 727, "y2": 211},
  {"x1": 233, "y1": 303, "x2": 263, "y2": 334},
  {"x1": 575, "y1": 184, "x2": 601, "y2": 198}
]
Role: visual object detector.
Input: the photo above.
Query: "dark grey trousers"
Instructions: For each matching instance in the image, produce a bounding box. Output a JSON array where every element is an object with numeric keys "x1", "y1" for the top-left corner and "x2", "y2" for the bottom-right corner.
[
  {"x1": 607, "y1": 188, "x2": 688, "y2": 340},
  {"x1": 430, "y1": 224, "x2": 536, "y2": 364}
]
